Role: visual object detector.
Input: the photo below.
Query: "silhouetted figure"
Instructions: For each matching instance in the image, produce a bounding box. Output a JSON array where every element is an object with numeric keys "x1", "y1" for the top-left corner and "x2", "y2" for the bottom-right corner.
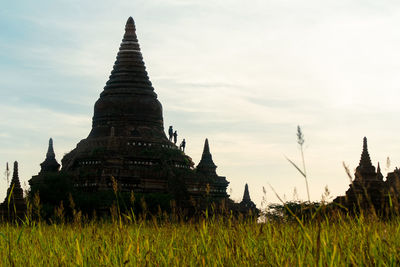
[
  {"x1": 168, "y1": 126, "x2": 173, "y2": 141},
  {"x1": 180, "y1": 139, "x2": 186, "y2": 152},
  {"x1": 173, "y1": 131, "x2": 177, "y2": 144}
]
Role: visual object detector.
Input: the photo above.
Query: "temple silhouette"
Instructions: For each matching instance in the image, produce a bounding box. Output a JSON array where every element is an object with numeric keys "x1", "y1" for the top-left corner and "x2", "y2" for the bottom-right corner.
[
  {"x1": 0, "y1": 162, "x2": 26, "y2": 219},
  {"x1": 25, "y1": 17, "x2": 256, "y2": 215},
  {"x1": 334, "y1": 137, "x2": 400, "y2": 212},
  {"x1": 238, "y1": 183, "x2": 257, "y2": 214}
]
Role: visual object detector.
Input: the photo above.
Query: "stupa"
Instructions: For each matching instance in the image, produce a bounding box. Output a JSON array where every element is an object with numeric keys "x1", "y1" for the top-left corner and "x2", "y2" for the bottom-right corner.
[
  {"x1": 0, "y1": 161, "x2": 26, "y2": 219},
  {"x1": 40, "y1": 138, "x2": 60, "y2": 173},
  {"x1": 240, "y1": 184, "x2": 256, "y2": 209},
  {"x1": 57, "y1": 17, "x2": 229, "y2": 200},
  {"x1": 30, "y1": 138, "x2": 61, "y2": 187}
]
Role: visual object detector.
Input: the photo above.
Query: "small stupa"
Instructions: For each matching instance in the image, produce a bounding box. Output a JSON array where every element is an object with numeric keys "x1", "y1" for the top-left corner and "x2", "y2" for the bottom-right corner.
[
  {"x1": 196, "y1": 138, "x2": 217, "y2": 176},
  {"x1": 30, "y1": 138, "x2": 61, "y2": 187},
  {"x1": 0, "y1": 161, "x2": 26, "y2": 219},
  {"x1": 239, "y1": 183, "x2": 257, "y2": 212},
  {"x1": 40, "y1": 138, "x2": 60, "y2": 173}
]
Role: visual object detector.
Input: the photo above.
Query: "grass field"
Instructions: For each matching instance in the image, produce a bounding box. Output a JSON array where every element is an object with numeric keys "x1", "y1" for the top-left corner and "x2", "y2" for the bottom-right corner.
[{"x1": 0, "y1": 212, "x2": 399, "y2": 266}]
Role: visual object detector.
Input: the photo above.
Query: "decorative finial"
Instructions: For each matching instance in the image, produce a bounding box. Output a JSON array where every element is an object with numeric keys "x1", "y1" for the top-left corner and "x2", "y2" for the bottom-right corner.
[
  {"x1": 124, "y1": 16, "x2": 136, "y2": 39},
  {"x1": 46, "y1": 138, "x2": 56, "y2": 159},
  {"x1": 363, "y1": 136, "x2": 368, "y2": 150},
  {"x1": 203, "y1": 138, "x2": 210, "y2": 155},
  {"x1": 126, "y1": 16, "x2": 134, "y2": 26}
]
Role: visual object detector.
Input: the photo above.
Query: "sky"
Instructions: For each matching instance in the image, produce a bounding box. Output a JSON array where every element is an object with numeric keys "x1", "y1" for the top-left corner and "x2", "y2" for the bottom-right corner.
[{"x1": 2, "y1": 0, "x2": 400, "y2": 208}]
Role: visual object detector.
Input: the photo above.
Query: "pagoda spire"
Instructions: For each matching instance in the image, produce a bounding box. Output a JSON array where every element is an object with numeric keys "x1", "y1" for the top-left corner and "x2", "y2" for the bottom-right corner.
[
  {"x1": 355, "y1": 137, "x2": 376, "y2": 180},
  {"x1": 197, "y1": 138, "x2": 217, "y2": 176},
  {"x1": 203, "y1": 138, "x2": 210, "y2": 155},
  {"x1": 102, "y1": 16, "x2": 154, "y2": 94},
  {"x1": 1, "y1": 161, "x2": 26, "y2": 217},
  {"x1": 40, "y1": 138, "x2": 60, "y2": 174},
  {"x1": 359, "y1": 137, "x2": 373, "y2": 168},
  {"x1": 377, "y1": 162, "x2": 384, "y2": 181},
  {"x1": 10, "y1": 161, "x2": 21, "y2": 189},
  {"x1": 124, "y1": 17, "x2": 137, "y2": 40},
  {"x1": 242, "y1": 183, "x2": 251, "y2": 202},
  {"x1": 89, "y1": 16, "x2": 165, "y2": 139},
  {"x1": 4, "y1": 161, "x2": 24, "y2": 202},
  {"x1": 239, "y1": 183, "x2": 257, "y2": 211},
  {"x1": 46, "y1": 138, "x2": 56, "y2": 159}
]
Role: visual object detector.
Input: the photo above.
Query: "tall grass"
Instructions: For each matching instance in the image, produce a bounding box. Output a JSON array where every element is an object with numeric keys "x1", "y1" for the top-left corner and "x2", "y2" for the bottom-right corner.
[
  {"x1": 3, "y1": 183, "x2": 399, "y2": 265},
  {"x1": 0, "y1": 212, "x2": 400, "y2": 265},
  {"x1": 286, "y1": 125, "x2": 311, "y2": 203},
  {"x1": 0, "y1": 177, "x2": 399, "y2": 265}
]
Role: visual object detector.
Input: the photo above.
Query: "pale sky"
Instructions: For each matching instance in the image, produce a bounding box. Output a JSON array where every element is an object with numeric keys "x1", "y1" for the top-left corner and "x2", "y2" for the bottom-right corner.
[{"x1": 2, "y1": 0, "x2": 400, "y2": 208}]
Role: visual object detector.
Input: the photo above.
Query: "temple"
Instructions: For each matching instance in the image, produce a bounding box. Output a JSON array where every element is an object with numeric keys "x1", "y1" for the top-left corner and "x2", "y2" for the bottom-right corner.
[
  {"x1": 334, "y1": 137, "x2": 390, "y2": 211},
  {"x1": 0, "y1": 161, "x2": 26, "y2": 219},
  {"x1": 29, "y1": 17, "x2": 230, "y2": 213}
]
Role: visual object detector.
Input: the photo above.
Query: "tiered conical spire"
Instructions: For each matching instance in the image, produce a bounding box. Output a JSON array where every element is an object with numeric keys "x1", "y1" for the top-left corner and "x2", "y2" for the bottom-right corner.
[
  {"x1": 40, "y1": 138, "x2": 60, "y2": 173},
  {"x1": 1, "y1": 161, "x2": 26, "y2": 217},
  {"x1": 377, "y1": 162, "x2": 384, "y2": 181},
  {"x1": 11, "y1": 161, "x2": 21, "y2": 189},
  {"x1": 46, "y1": 138, "x2": 56, "y2": 158},
  {"x1": 102, "y1": 17, "x2": 154, "y2": 94},
  {"x1": 90, "y1": 17, "x2": 164, "y2": 138},
  {"x1": 359, "y1": 137, "x2": 373, "y2": 168},
  {"x1": 197, "y1": 139, "x2": 217, "y2": 176},
  {"x1": 4, "y1": 161, "x2": 24, "y2": 201},
  {"x1": 203, "y1": 138, "x2": 210, "y2": 154},
  {"x1": 239, "y1": 183, "x2": 257, "y2": 210},
  {"x1": 242, "y1": 183, "x2": 251, "y2": 202},
  {"x1": 356, "y1": 137, "x2": 376, "y2": 179}
]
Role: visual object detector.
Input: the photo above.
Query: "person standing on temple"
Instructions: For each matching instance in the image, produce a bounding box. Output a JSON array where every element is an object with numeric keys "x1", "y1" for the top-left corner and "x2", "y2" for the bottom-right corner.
[
  {"x1": 168, "y1": 126, "x2": 173, "y2": 141},
  {"x1": 180, "y1": 138, "x2": 186, "y2": 152},
  {"x1": 173, "y1": 131, "x2": 178, "y2": 144}
]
